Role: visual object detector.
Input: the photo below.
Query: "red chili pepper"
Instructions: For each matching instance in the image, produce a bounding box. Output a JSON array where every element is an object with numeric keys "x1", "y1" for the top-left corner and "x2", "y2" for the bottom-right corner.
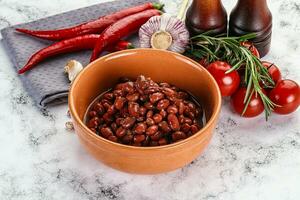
[
  {"x1": 18, "y1": 35, "x2": 134, "y2": 74},
  {"x1": 90, "y1": 9, "x2": 161, "y2": 62},
  {"x1": 107, "y1": 40, "x2": 135, "y2": 52},
  {"x1": 15, "y1": 3, "x2": 163, "y2": 41}
]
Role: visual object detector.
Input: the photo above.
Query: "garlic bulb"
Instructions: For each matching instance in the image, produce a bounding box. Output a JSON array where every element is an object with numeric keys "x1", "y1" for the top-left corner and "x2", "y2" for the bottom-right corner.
[
  {"x1": 139, "y1": 14, "x2": 189, "y2": 53},
  {"x1": 64, "y1": 60, "x2": 83, "y2": 82}
]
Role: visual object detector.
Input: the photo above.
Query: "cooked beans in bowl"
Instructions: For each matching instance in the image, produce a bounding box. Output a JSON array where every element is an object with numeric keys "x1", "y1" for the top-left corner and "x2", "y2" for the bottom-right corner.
[{"x1": 84, "y1": 75, "x2": 204, "y2": 147}]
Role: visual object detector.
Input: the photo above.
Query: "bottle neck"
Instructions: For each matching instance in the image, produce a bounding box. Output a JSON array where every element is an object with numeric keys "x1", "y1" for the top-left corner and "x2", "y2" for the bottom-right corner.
[
  {"x1": 192, "y1": 0, "x2": 223, "y2": 11},
  {"x1": 236, "y1": 0, "x2": 268, "y2": 10}
]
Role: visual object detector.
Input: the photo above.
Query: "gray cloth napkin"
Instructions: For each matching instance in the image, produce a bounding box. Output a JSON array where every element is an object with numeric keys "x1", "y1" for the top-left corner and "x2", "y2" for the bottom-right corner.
[{"x1": 1, "y1": 0, "x2": 156, "y2": 107}]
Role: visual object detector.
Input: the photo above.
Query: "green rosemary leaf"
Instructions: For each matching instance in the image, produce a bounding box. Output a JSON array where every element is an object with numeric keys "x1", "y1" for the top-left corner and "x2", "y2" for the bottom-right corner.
[
  {"x1": 238, "y1": 33, "x2": 257, "y2": 41},
  {"x1": 188, "y1": 33, "x2": 276, "y2": 120},
  {"x1": 226, "y1": 59, "x2": 245, "y2": 74},
  {"x1": 242, "y1": 89, "x2": 254, "y2": 116}
]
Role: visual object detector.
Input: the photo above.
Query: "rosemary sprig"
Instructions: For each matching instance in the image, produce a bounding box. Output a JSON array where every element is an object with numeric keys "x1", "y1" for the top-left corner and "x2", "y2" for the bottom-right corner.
[{"x1": 186, "y1": 33, "x2": 277, "y2": 120}]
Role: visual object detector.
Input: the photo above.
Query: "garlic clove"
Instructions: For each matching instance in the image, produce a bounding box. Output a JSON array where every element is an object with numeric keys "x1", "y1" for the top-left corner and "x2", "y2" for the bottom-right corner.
[
  {"x1": 139, "y1": 14, "x2": 189, "y2": 53},
  {"x1": 64, "y1": 60, "x2": 83, "y2": 82}
]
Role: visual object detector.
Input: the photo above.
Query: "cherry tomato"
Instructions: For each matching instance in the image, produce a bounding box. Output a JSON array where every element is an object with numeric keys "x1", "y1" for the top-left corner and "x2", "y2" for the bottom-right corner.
[
  {"x1": 268, "y1": 79, "x2": 300, "y2": 115},
  {"x1": 241, "y1": 41, "x2": 260, "y2": 58},
  {"x1": 231, "y1": 87, "x2": 265, "y2": 117},
  {"x1": 262, "y1": 61, "x2": 282, "y2": 84},
  {"x1": 207, "y1": 61, "x2": 241, "y2": 97},
  {"x1": 198, "y1": 58, "x2": 209, "y2": 68}
]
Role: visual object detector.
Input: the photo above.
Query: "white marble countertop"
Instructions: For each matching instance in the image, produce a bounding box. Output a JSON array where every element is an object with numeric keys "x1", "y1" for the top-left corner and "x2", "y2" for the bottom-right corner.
[{"x1": 0, "y1": 0, "x2": 300, "y2": 199}]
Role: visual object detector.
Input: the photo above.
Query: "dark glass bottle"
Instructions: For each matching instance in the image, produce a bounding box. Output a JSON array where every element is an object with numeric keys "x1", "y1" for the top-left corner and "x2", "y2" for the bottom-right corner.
[
  {"x1": 229, "y1": 0, "x2": 272, "y2": 57},
  {"x1": 185, "y1": 0, "x2": 228, "y2": 36}
]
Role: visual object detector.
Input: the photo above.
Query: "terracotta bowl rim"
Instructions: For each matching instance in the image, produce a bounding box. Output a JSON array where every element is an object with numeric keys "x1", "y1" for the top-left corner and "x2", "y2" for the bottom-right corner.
[{"x1": 69, "y1": 48, "x2": 221, "y2": 151}]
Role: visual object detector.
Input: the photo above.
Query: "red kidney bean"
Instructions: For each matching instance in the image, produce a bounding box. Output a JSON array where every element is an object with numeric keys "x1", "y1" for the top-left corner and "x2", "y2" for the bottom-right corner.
[
  {"x1": 102, "y1": 102, "x2": 111, "y2": 110},
  {"x1": 107, "y1": 105, "x2": 116, "y2": 115},
  {"x1": 184, "y1": 117, "x2": 193, "y2": 125},
  {"x1": 187, "y1": 112, "x2": 195, "y2": 120},
  {"x1": 108, "y1": 135, "x2": 118, "y2": 142},
  {"x1": 159, "y1": 82, "x2": 171, "y2": 88},
  {"x1": 190, "y1": 124, "x2": 199, "y2": 134},
  {"x1": 181, "y1": 123, "x2": 191, "y2": 133},
  {"x1": 116, "y1": 82, "x2": 134, "y2": 93},
  {"x1": 102, "y1": 113, "x2": 113, "y2": 123},
  {"x1": 89, "y1": 110, "x2": 97, "y2": 118},
  {"x1": 149, "y1": 80, "x2": 159, "y2": 87},
  {"x1": 116, "y1": 127, "x2": 126, "y2": 138},
  {"x1": 146, "y1": 110, "x2": 154, "y2": 118},
  {"x1": 153, "y1": 114, "x2": 163, "y2": 124},
  {"x1": 146, "y1": 125, "x2": 158, "y2": 136},
  {"x1": 121, "y1": 117, "x2": 136, "y2": 129},
  {"x1": 158, "y1": 121, "x2": 171, "y2": 133},
  {"x1": 88, "y1": 117, "x2": 100, "y2": 128},
  {"x1": 187, "y1": 101, "x2": 196, "y2": 110},
  {"x1": 167, "y1": 95, "x2": 179, "y2": 103},
  {"x1": 114, "y1": 97, "x2": 126, "y2": 110},
  {"x1": 110, "y1": 122, "x2": 118, "y2": 132},
  {"x1": 171, "y1": 86, "x2": 179, "y2": 91},
  {"x1": 144, "y1": 102, "x2": 154, "y2": 110},
  {"x1": 123, "y1": 82, "x2": 135, "y2": 93},
  {"x1": 90, "y1": 128, "x2": 97, "y2": 133},
  {"x1": 120, "y1": 107, "x2": 129, "y2": 118},
  {"x1": 134, "y1": 123, "x2": 147, "y2": 134},
  {"x1": 101, "y1": 98, "x2": 111, "y2": 104},
  {"x1": 156, "y1": 99, "x2": 170, "y2": 110},
  {"x1": 150, "y1": 131, "x2": 162, "y2": 141},
  {"x1": 149, "y1": 92, "x2": 164, "y2": 104},
  {"x1": 135, "y1": 76, "x2": 147, "y2": 89},
  {"x1": 104, "y1": 92, "x2": 114, "y2": 100},
  {"x1": 144, "y1": 87, "x2": 160, "y2": 95},
  {"x1": 136, "y1": 116, "x2": 145, "y2": 122},
  {"x1": 126, "y1": 92, "x2": 139, "y2": 102},
  {"x1": 139, "y1": 106, "x2": 147, "y2": 116},
  {"x1": 193, "y1": 119, "x2": 198, "y2": 124},
  {"x1": 158, "y1": 138, "x2": 168, "y2": 145},
  {"x1": 167, "y1": 114, "x2": 180, "y2": 131},
  {"x1": 94, "y1": 103, "x2": 105, "y2": 115},
  {"x1": 146, "y1": 118, "x2": 155, "y2": 126},
  {"x1": 128, "y1": 102, "x2": 139, "y2": 117},
  {"x1": 160, "y1": 109, "x2": 167, "y2": 119},
  {"x1": 167, "y1": 105, "x2": 178, "y2": 114},
  {"x1": 162, "y1": 88, "x2": 176, "y2": 97},
  {"x1": 178, "y1": 115, "x2": 185, "y2": 124},
  {"x1": 122, "y1": 133, "x2": 133, "y2": 144},
  {"x1": 178, "y1": 91, "x2": 189, "y2": 99},
  {"x1": 178, "y1": 102, "x2": 185, "y2": 115},
  {"x1": 100, "y1": 127, "x2": 113, "y2": 138},
  {"x1": 133, "y1": 134, "x2": 145, "y2": 143},
  {"x1": 172, "y1": 131, "x2": 187, "y2": 141},
  {"x1": 113, "y1": 89, "x2": 124, "y2": 97},
  {"x1": 115, "y1": 118, "x2": 124, "y2": 126},
  {"x1": 142, "y1": 136, "x2": 151, "y2": 146}
]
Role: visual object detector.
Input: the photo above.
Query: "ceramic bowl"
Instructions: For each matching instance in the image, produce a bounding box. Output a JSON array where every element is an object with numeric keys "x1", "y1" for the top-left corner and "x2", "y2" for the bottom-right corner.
[{"x1": 69, "y1": 49, "x2": 221, "y2": 174}]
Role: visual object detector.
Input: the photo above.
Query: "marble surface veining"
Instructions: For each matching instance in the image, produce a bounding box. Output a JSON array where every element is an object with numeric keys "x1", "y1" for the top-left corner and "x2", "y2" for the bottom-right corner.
[{"x1": 0, "y1": 0, "x2": 300, "y2": 199}]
